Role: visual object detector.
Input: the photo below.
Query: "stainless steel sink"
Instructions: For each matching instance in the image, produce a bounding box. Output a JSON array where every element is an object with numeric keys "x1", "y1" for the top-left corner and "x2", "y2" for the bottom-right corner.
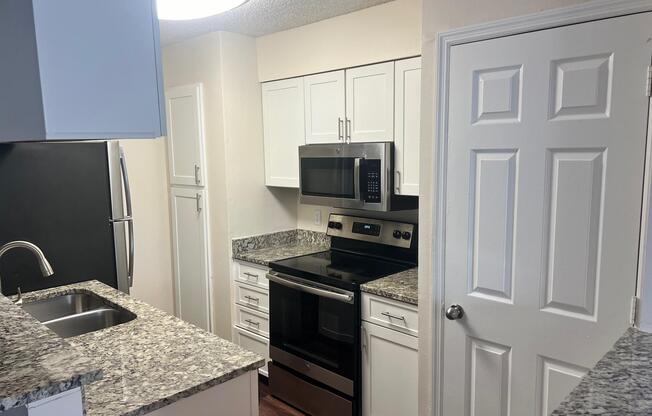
[{"x1": 21, "y1": 292, "x2": 136, "y2": 338}]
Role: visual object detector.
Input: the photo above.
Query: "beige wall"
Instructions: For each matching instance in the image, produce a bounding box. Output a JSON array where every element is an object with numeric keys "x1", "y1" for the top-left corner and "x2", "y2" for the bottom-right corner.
[
  {"x1": 162, "y1": 32, "x2": 298, "y2": 339},
  {"x1": 219, "y1": 32, "x2": 298, "y2": 238},
  {"x1": 418, "y1": 0, "x2": 592, "y2": 414},
  {"x1": 121, "y1": 139, "x2": 175, "y2": 315},
  {"x1": 256, "y1": 0, "x2": 422, "y2": 82}
]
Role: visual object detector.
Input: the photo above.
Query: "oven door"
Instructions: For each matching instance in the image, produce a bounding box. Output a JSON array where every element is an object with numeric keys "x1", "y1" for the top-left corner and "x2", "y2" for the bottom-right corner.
[
  {"x1": 299, "y1": 143, "x2": 391, "y2": 211},
  {"x1": 268, "y1": 271, "x2": 356, "y2": 396}
]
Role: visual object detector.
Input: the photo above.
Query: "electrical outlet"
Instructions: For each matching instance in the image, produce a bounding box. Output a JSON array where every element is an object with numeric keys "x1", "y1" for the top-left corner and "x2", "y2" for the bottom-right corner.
[{"x1": 313, "y1": 209, "x2": 322, "y2": 226}]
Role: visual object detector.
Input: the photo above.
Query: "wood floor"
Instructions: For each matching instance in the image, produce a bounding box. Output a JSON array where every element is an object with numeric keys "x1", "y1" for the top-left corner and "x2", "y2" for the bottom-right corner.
[{"x1": 259, "y1": 378, "x2": 306, "y2": 416}]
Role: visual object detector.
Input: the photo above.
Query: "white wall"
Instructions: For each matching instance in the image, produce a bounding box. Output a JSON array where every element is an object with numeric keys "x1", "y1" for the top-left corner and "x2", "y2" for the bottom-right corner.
[
  {"x1": 120, "y1": 139, "x2": 175, "y2": 314},
  {"x1": 418, "y1": 0, "x2": 593, "y2": 414},
  {"x1": 256, "y1": 0, "x2": 422, "y2": 82}
]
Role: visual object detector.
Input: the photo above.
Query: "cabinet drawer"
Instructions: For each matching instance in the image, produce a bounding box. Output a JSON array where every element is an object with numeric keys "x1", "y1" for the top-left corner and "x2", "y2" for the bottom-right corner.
[
  {"x1": 362, "y1": 293, "x2": 418, "y2": 337},
  {"x1": 236, "y1": 262, "x2": 269, "y2": 289},
  {"x1": 233, "y1": 326, "x2": 270, "y2": 377},
  {"x1": 235, "y1": 282, "x2": 269, "y2": 313},
  {"x1": 234, "y1": 304, "x2": 270, "y2": 337}
]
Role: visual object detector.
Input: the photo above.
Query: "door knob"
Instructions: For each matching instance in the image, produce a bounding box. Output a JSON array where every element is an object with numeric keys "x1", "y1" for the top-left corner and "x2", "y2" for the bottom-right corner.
[{"x1": 445, "y1": 304, "x2": 464, "y2": 320}]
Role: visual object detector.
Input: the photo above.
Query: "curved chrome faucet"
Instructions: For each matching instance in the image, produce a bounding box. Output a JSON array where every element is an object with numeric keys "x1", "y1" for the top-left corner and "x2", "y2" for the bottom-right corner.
[{"x1": 0, "y1": 241, "x2": 54, "y2": 304}]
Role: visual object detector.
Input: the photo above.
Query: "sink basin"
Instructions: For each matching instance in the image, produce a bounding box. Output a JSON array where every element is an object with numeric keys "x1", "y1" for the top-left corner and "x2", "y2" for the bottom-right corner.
[{"x1": 22, "y1": 292, "x2": 136, "y2": 338}]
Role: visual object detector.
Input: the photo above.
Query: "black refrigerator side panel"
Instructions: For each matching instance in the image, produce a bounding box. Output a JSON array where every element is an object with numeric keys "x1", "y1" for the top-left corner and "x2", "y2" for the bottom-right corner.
[{"x1": 0, "y1": 142, "x2": 118, "y2": 295}]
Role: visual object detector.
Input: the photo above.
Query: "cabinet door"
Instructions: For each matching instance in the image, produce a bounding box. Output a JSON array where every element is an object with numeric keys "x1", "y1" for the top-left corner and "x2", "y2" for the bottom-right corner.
[
  {"x1": 166, "y1": 84, "x2": 206, "y2": 187},
  {"x1": 394, "y1": 57, "x2": 421, "y2": 196},
  {"x1": 170, "y1": 187, "x2": 211, "y2": 331},
  {"x1": 362, "y1": 322, "x2": 418, "y2": 416},
  {"x1": 32, "y1": 0, "x2": 165, "y2": 140},
  {"x1": 233, "y1": 325, "x2": 270, "y2": 377},
  {"x1": 262, "y1": 78, "x2": 305, "y2": 188},
  {"x1": 345, "y1": 62, "x2": 395, "y2": 143},
  {"x1": 304, "y1": 71, "x2": 345, "y2": 144}
]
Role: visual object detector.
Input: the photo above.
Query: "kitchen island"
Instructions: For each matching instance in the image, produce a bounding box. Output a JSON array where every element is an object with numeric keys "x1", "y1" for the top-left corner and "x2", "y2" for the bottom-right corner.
[{"x1": 1, "y1": 281, "x2": 264, "y2": 415}]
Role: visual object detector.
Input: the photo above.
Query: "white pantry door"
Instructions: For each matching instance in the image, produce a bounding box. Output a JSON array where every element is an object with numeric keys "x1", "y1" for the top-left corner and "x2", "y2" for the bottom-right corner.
[
  {"x1": 170, "y1": 187, "x2": 210, "y2": 331},
  {"x1": 166, "y1": 84, "x2": 206, "y2": 187},
  {"x1": 443, "y1": 13, "x2": 652, "y2": 416}
]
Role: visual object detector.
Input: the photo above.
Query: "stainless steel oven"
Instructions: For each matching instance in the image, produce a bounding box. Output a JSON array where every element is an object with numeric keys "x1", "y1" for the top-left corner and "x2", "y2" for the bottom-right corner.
[{"x1": 299, "y1": 142, "x2": 416, "y2": 212}]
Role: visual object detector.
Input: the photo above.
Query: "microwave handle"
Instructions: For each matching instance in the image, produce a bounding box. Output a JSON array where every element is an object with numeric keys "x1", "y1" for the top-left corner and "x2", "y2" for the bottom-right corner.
[{"x1": 354, "y1": 158, "x2": 362, "y2": 201}]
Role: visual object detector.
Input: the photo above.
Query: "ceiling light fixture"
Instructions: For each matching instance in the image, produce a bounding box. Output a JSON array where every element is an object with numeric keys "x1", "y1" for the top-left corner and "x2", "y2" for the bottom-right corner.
[{"x1": 157, "y1": 0, "x2": 248, "y2": 21}]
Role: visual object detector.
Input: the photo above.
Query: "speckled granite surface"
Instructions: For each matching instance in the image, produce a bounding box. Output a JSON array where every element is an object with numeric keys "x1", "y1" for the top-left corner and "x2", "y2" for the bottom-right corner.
[
  {"x1": 16, "y1": 281, "x2": 264, "y2": 416},
  {"x1": 233, "y1": 229, "x2": 330, "y2": 266},
  {"x1": 361, "y1": 268, "x2": 418, "y2": 305},
  {"x1": 0, "y1": 294, "x2": 101, "y2": 411},
  {"x1": 553, "y1": 328, "x2": 652, "y2": 415}
]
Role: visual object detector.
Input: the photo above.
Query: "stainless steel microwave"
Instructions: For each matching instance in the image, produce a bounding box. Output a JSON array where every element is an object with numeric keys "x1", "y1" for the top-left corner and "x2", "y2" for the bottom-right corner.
[{"x1": 298, "y1": 142, "x2": 417, "y2": 212}]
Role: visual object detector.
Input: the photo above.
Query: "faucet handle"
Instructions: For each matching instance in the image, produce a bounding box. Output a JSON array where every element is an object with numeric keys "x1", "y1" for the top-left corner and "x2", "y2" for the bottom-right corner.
[{"x1": 14, "y1": 286, "x2": 23, "y2": 305}]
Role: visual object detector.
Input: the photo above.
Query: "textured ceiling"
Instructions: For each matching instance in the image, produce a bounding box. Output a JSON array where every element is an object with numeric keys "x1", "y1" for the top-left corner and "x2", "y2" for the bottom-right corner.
[{"x1": 159, "y1": 0, "x2": 394, "y2": 45}]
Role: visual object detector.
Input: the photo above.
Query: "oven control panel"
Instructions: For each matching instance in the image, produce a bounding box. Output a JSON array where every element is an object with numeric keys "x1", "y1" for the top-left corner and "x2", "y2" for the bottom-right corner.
[{"x1": 327, "y1": 214, "x2": 415, "y2": 249}]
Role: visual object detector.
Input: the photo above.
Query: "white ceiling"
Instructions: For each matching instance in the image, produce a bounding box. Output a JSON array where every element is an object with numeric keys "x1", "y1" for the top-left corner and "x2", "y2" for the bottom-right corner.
[{"x1": 159, "y1": 0, "x2": 394, "y2": 45}]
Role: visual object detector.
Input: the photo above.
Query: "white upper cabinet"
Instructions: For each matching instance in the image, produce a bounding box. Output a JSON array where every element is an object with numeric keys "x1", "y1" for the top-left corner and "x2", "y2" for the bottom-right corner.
[
  {"x1": 304, "y1": 71, "x2": 346, "y2": 144},
  {"x1": 166, "y1": 84, "x2": 206, "y2": 187},
  {"x1": 345, "y1": 62, "x2": 395, "y2": 143},
  {"x1": 394, "y1": 57, "x2": 422, "y2": 196},
  {"x1": 262, "y1": 78, "x2": 305, "y2": 188},
  {"x1": 0, "y1": 0, "x2": 165, "y2": 142}
]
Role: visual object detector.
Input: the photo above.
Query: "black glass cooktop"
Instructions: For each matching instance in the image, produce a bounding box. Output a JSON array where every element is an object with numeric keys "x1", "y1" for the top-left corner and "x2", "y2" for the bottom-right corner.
[{"x1": 269, "y1": 250, "x2": 413, "y2": 290}]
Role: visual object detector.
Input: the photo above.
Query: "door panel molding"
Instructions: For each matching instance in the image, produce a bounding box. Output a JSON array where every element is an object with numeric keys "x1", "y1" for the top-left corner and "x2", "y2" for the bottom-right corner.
[{"x1": 430, "y1": 2, "x2": 652, "y2": 416}]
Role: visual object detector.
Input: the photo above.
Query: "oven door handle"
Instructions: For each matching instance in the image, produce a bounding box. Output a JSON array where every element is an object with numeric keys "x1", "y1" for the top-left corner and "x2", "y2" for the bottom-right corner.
[{"x1": 267, "y1": 272, "x2": 355, "y2": 304}]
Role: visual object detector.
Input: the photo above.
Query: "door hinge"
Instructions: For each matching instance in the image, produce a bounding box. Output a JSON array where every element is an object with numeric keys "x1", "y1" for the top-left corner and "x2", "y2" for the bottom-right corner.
[
  {"x1": 646, "y1": 66, "x2": 652, "y2": 97},
  {"x1": 630, "y1": 296, "x2": 639, "y2": 327}
]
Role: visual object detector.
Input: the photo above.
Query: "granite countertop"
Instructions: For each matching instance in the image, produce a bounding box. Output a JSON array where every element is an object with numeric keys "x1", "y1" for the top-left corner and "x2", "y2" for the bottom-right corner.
[
  {"x1": 232, "y1": 229, "x2": 330, "y2": 267},
  {"x1": 0, "y1": 294, "x2": 101, "y2": 411},
  {"x1": 553, "y1": 328, "x2": 652, "y2": 415},
  {"x1": 15, "y1": 281, "x2": 265, "y2": 416},
  {"x1": 361, "y1": 268, "x2": 418, "y2": 306}
]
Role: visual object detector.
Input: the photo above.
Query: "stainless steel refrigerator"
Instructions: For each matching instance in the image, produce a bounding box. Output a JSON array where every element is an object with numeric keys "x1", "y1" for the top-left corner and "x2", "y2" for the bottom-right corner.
[{"x1": 0, "y1": 141, "x2": 133, "y2": 295}]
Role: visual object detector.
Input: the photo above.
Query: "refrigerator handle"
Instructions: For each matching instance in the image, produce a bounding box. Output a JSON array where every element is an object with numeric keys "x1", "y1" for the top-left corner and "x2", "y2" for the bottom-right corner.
[{"x1": 119, "y1": 146, "x2": 135, "y2": 288}]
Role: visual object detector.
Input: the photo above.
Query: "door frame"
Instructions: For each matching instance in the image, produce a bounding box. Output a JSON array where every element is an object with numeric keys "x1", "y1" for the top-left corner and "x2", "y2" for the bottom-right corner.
[{"x1": 429, "y1": 1, "x2": 652, "y2": 415}]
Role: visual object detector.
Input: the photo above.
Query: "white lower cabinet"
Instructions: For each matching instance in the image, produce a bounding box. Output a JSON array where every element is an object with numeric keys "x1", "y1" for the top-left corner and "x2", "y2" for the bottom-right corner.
[
  {"x1": 232, "y1": 260, "x2": 271, "y2": 377},
  {"x1": 27, "y1": 388, "x2": 83, "y2": 416},
  {"x1": 362, "y1": 302, "x2": 418, "y2": 416}
]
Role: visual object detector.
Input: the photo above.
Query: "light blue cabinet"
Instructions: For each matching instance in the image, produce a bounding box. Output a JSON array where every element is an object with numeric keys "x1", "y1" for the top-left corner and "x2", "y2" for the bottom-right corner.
[{"x1": 0, "y1": 0, "x2": 166, "y2": 142}]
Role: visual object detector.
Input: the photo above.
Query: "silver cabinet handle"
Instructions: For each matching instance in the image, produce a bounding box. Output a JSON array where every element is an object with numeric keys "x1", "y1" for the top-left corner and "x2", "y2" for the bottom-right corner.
[
  {"x1": 244, "y1": 295, "x2": 260, "y2": 303},
  {"x1": 395, "y1": 170, "x2": 401, "y2": 194},
  {"x1": 196, "y1": 193, "x2": 202, "y2": 213},
  {"x1": 119, "y1": 147, "x2": 135, "y2": 288},
  {"x1": 338, "y1": 118, "x2": 344, "y2": 141},
  {"x1": 381, "y1": 311, "x2": 406, "y2": 322},
  {"x1": 243, "y1": 272, "x2": 259, "y2": 281},
  {"x1": 245, "y1": 319, "x2": 260, "y2": 327},
  {"x1": 361, "y1": 325, "x2": 368, "y2": 353},
  {"x1": 267, "y1": 272, "x2": 354, "y2": 304},
  {"x1": 345, "y1": 118, "x2": 352, "y2": 143},
  {"x1": 194, "y1": 164, "x2": 201, "y2": 185}
]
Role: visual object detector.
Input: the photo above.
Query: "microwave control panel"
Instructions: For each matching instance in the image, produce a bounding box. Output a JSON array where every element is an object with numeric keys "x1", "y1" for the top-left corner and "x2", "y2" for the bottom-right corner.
[{"x1": 363, "y1": 159, "x2": 382, "y2": 203}]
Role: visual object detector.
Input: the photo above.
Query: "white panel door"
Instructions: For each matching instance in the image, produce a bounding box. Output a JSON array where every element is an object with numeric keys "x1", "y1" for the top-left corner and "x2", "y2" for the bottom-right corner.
[
  {"x1": 304, "y1": 70, "x2": 345, "y2": 144},
  {"x1": 362, "y1": 322, "x2": 418, "y2": 416},
  {"x1": 166, "y1": 84, "x2": 205, "y2": 187},
  {"x1": 394, "y1": 57, "x2": 421, "y2": 196},
  {"x1": 170, "y1": 187, "x2": 210, "y2": 331},
  {"x1": 262, "y1": 78, "x2": 305, "y2": 188},
  {"x1": 443, "y1": 13, "x2": 652, "y2": 416},
  {"x1": 345, "y1": 62, "x2": 395, "y2": 142}
]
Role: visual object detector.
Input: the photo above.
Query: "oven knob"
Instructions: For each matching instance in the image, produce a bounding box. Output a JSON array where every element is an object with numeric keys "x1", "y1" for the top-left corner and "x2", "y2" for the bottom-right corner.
[
  {"x1": 402, "y1": 231, "x2": 412, "y2": 240},
  {"x1": 393, "y1": 230, "x2": 402, "y2": 239},
  {"x1": 328, "y1": 221, "x2": 336, "y2": 229},
  {"x1": 334, "y1": 222, "x2": 343, "y2": 230}
]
